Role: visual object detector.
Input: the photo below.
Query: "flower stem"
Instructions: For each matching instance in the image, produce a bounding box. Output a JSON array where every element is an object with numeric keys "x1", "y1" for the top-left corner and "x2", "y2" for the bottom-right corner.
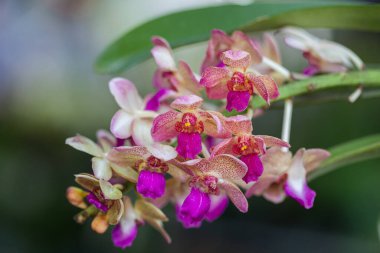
[
  {"x1": 262, "y1": 57, "x2": 291, "y2": 79},
  {"x1": 281, "y1": 98, "x2": 293, "y2": 151}
]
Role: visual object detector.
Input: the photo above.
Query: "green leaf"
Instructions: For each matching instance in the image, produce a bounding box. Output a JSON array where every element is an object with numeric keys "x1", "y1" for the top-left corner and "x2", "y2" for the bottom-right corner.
[
  {"x1": 308, "y1": 134, "x2": 380, "y2": 181},
  {"x1": 95, "y1": 3, "x2": 380, "y2": 74},
  {"x1": 249, "y1": 70, "x2": 380, "y2": 110}
]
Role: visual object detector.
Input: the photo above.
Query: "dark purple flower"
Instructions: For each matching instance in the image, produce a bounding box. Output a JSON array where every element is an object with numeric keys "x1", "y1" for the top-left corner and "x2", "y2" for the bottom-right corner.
[
  {"x1": 176, "y1": 132, "x2": 202, "y2": 159},
  {"x1": 112, "y1": 221, "x2": 138, "y2": 249},
  {"x1": 86, "y1": 192, "x2": 108, "y2": 212},
  {"x1": 179, "y1": 187, "x2": 211, "y2": 228},
  {"x1": 226, "y1": 90, "x2": 251, "y2": 112},
  {"x1": 205, "y1": 194, "x2": 229, "y2": 222},
  {"x1": 241, "y1": 153, "x2": 264, "y2": 183},
  {"x1": 136, "y1": 170, "x2": 166, "y2": 199}
]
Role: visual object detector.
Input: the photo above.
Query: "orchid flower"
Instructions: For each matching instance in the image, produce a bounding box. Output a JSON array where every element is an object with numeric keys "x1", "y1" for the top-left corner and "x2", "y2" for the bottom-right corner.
[
  {"x1": 200, "y1": 49, "x2": 279, "y2": 112},
  {"x1": 146, "y1": 36, "x2": 202, "y2": 111},
  {"x1": 66, "y1": 131, "x2": 138, "y2": 182},
  {"x1": 169, "y1": 154, "x2": 248, "y2": 228},
  {"x1": 201, "y1": 29, "x2": 262, "y2": 73},
  {"x1": 107, "y1": 145, "x2": 177, "y2": 199},
  {"x1": 252, "y1": 33, "x2": 287, "y2": 84},
  {"x1": 151, "y1": 95, "x2": 230, "y2": 159},
  {"x1": 245, "y1": 148, "x2": 330, "y2": 209},
  {"x1": 109, "y1": 77, "x2": 158, "y2": 141},
  {"x1": 66, "y1": 173, "x2": 124, "y2": 233},
  {"x1": 112, "y1": 197, "x2": 171, "y2": 249},
  {"x1": 281, "y1": 27, "x2": 364, "y2": 76},
  {"x1": 211, "y1": 115, "x2": 289, "y2": 183}
]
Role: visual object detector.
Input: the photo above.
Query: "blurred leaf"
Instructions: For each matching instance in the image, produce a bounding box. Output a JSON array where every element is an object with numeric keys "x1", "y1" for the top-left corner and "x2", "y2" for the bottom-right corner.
[
  {"x1": 95, "y1": 3, "x2": 380, "y2": 74},
  {"x1": 309, "y1": 134, "x2": 380, "y2": 181},
  {"x1": 249, "y1": 70, "x2": 380, "y2": 110}
]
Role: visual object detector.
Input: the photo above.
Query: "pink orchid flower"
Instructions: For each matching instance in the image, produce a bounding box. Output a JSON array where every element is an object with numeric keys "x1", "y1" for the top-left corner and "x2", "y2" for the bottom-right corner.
[
  {"x1": 211, "y1": 115, "x2": 289, "y2": 183},
  {"x1": 109, "y1": 77, "x2": 158, "y2": 141},
  {"x1": 107, "y1": 145, "x2": 177, "y2": 199},
  {"x1": 151, "y1": 95, "x2": 230, "y2": 159},
  {"x1": 169, "y1": 154, "x2": 248, "y2": 228},
  {"x1": 200, "y1": 50, "x2": 279, "y2": 112},
  {"x1": 281, "y1": 27, "x2": 364, "y2": 76},
  {"x1": 245, "y1": 147, "x2": 330, "y2": 209},
  {"x1": 146, "y1": 36, "x2": 202, "y2": 111},
  {"x1": 66, "y1": 131, "x2": 138, "y2": 182},
  {"x1": 201, "y1": 29, "x2": 262, "y2": 73},
  {"x1": 112, "y1": 197, "x2": 171, "y2": 249}
]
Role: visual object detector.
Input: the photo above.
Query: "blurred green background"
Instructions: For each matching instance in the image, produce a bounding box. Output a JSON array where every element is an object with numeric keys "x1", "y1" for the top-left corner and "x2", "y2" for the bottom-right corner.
[{"x1": 0, "y1": 0, "x2": 379, "y2": 252}]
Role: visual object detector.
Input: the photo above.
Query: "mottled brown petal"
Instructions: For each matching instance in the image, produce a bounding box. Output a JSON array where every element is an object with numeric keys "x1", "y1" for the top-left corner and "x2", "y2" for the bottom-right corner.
[
  {"x1": 75, "y1": 173, "x2": 99, "y2": 192},
  {"x1": 135, "y1": 199, "x2": 168, "y2": 222},
  {"x1": 107, "y1": 199, "x2": 124, "y2": 225},
  {"x1": 221, "y1": 50, "x2": 251, "y2": 69}
]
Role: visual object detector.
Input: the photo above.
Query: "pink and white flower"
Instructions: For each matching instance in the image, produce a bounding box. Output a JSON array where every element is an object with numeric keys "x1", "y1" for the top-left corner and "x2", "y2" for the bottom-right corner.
[
  {"x1": 211, "y1": 115, "x2": 289, "y2": 183},
  {"x1": 201, "y1": 29, "x2": 262, "y2": 73},
  {"x1": 200, "y1": 50, "x2": 279, "y2": 112},
  {"x1": 151, "y1": 95, "x2": 230, "y2": 159},
  {"x1": 245, "y1": 147, "x2": 330, "y2": 209},
  {"x1": 281, "y1": 27, "x2": 364, "y2": 76},
  {"x1": 171, "y1": 154, "x2": 249, "y2": 228},
  {"x1": 66, "y1": 131, "x2": 138, "y2": 182},
  {"x1": 107, "y1": 145, "x2": 177, "y2": 199},
  {"x1": 112, "y1": 197, "x2": 171, "y2": 249},
  {"x1": 146, "y1": 36, "x2": 202, "y2": 111}
]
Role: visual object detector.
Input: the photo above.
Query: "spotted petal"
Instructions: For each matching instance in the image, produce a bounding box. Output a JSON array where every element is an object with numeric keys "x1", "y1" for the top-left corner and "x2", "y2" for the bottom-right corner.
[
  {"x1": 171, "y1": 95, "x2": 203, "y2": 111},
  {"x1": 151, "y1": 110, "x2": 180, "y2": 142},
  {"x1": 224, "y1": 115, "x2": 253, "y2": 135},
  {"x1": 221, "y1": 50, "x2": 251, "y2": 69},
  {"x1": 219, "y1": 180, "x2": 248, "y2": 213}
]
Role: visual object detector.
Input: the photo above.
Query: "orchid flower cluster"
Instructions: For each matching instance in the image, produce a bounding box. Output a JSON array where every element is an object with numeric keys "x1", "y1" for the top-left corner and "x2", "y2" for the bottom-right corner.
[{"x1": 66, "y1": 27, "x2": 363, "y2": 249}]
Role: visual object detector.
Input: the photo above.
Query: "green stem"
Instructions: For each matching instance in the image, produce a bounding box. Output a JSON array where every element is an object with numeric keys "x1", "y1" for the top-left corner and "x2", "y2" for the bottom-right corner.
[{"x1": 74, "y1": 205, "x2": 98, "y2": 224}]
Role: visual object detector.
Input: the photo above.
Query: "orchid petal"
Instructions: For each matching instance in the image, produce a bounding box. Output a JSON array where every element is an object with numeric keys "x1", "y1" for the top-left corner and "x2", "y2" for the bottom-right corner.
[
  {"x1": 135, "y1": 199, "x2": 168, "y2": 221},
  {"x1": 110, "y1": 163, "x2": 138, "y2": 183},
  {"x1": 99, "y1": 179, "x2": 122, "y2": 200},
  {"x1": 179, "y1": 187, "x2": 210, "y2": 228},
  {"x1": 262, "y1": 33, "x2": 281, "y2": 64},
  {"x1": 171, "y1": 95, "x2": 203, "y2": 111},
  {"x1": 200, "y1": 66, "x2": 230, "y2": 88},
  {"x1": 75, "y1": 173, "x2": 99, "y2": 192},
  {"x1": 205, "y1": 194, "x2": 229, "y2": 222},
  {"x1": 66, "y1": 186, "x2": 88, "y2": 209},
  {"x1": 110, "y1": 110, "x2": 134, "y2": 139},
  {"x1": 284, "y1": 148, "x2": 316, "y2": 209},
  {"x1": 108, "y1": 199, "x2": 124, "y2": 225},
  {"x1": 226, "y1": 90, "x2": 251, "y2": 112},
  {"x1": 145, "y1": 88, "x2": 176, "y2": 112},
  {"x1": 221, "y1": 50, "x2": 251, "y2": 69},
  {"x1": 202, "y1": 154, "x2": 247, "y2": 181},
  {"x1": 112, "y1": 208, "x2": 138, "y2": 248},
  {"x1": 109, "y1": 78, "x2": 143, "y2": 113},
  {"x1": 91, "y1": 213, "x2": 109, "y2": 234},
  {"x1": 96, "y1": 130, "x2": 116, "y2": 152},
  {"x1": 92, "y1": 157, "x2": 112, "y2": 181},
  {"x1": 225, "y1": 115, "x2": 253, "y2": 135},
  {"x1": 210, "y1": 138, "x2": 234, "y2": 156},
  {"x1": 151, "y1": 37, "x2": 176, "y2": 70},
  {"x1": 219, "y1": 180, "x2": 248, "y2": 213},
  {"x1": 177, "y1": 61, "x2": 202, "y2": 94},
  {"x1": 231, "y1": 31, "x2": 262, "y2": 64},
  {"x1": 255, "y1": 135, "x2": 290, "y2": 148},
  {"x1": 241, "y1": 154, "x2": 264, "y2": 183},
  {"x1": 136, "y1": 170, "x2": 166, "y2": 199},
  {"x1": 151, "y1": 110, "x2": 180, "y2": 142},
  {"x1": 304, "y1": 149, "x2": 330, "y2": 173},
  {"x1": 65, "y1": 135, "x2": 103, "y2": 157},
  {"x1": 199, "y1": 111, "x2": 231, "y2": 139}
]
